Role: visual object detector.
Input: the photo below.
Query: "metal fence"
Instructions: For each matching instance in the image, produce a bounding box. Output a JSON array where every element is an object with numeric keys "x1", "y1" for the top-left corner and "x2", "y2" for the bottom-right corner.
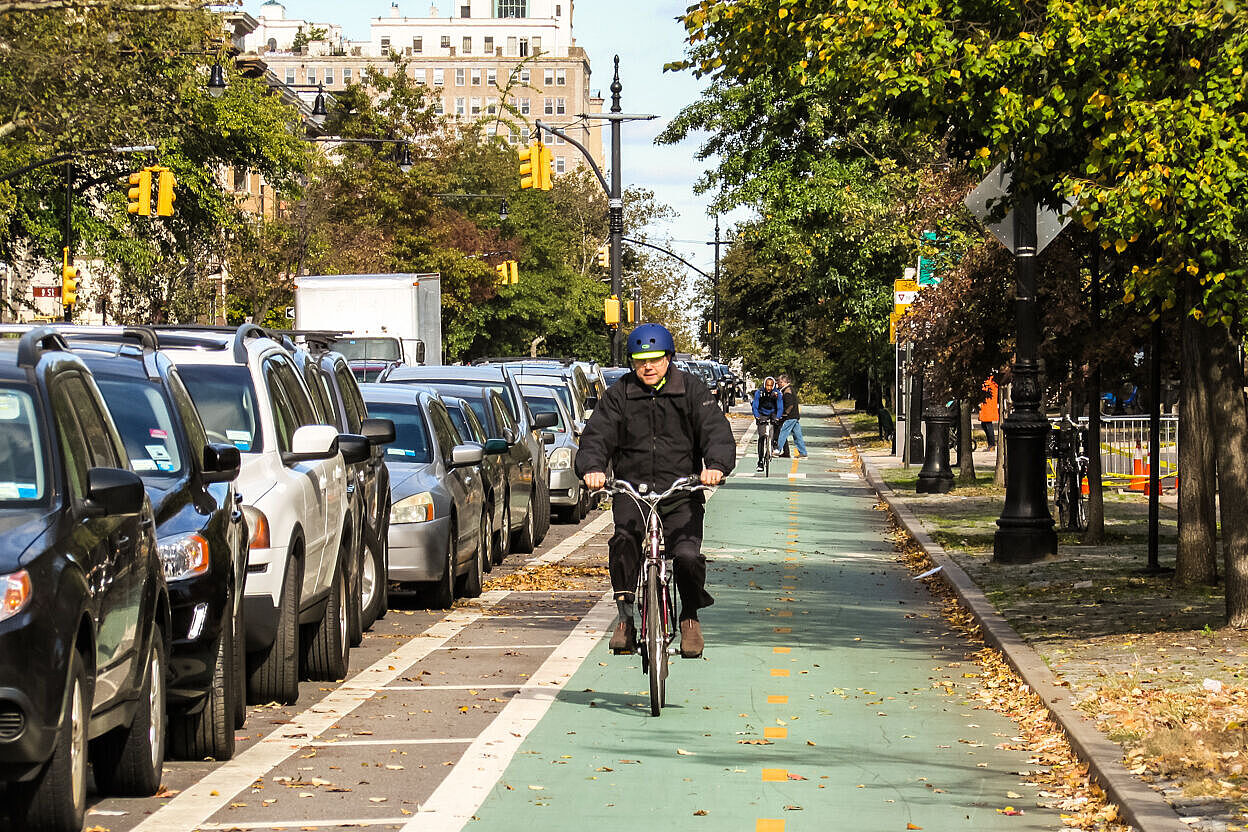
[{"x1": 1056, "y1": 415, "x2": 1178, "y2": 488}]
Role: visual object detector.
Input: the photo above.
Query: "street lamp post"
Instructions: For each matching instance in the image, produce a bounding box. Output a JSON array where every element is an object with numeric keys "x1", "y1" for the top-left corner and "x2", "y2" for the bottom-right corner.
[{"x1": 707, "y1": 216, "x2": 722, "y2": 361}]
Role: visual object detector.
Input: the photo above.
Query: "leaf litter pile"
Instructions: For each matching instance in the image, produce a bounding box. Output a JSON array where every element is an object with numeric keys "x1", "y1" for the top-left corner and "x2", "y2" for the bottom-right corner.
[
  {"x1": 484, "y1": 561, "x2": 608, "y2": 592},
  {"x1": 889, "y1": 516, "x2": 1131, "y2": 831}
]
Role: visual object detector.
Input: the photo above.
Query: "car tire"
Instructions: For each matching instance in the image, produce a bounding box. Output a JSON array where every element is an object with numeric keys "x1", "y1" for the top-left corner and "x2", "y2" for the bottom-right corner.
[
  {"x1": 493, "y1": 498, "x2": 510, "y2": 565},
  {"x1": 9, "y1": 649, "x2": 88, "y2": 831},
  {"x1": 232, "y1": 599, "x2": 246, "y2": 730},
  {"x1": 169, "y1": 611, "x2": 236, "y2": 761},
  {"x1": 248, "y1": 553, "x2": 301, "y2": 705},
  {"x1": 512, "y1": 498, "x2": 536, "y2": 554},
  {"x1": 347, "y1": 524, "x2": 365, "y2": 648},
  {"x1": 534, "y1": 479, "x2": 551, "y2": 545},
  {"x1": 481, "y1": 503, "x2": 494, "y2": 574},
  {"x1": 374, "y1": 499, "x2": 391, "y2": 621},
  {"x1": 426, "y1": 517, "x2": 456, "y2": 609},
  {"x1": 360, "y1": 522, "x2": 387, "y2": 631},
  {"x1": 304, "y1": 548, "x2": 350, "y2": 681},
  {"x1": 90, "y1": 626, "x2": 167, "y2": 796},
  {"x1": 460, "y1": 513, "x2": 488, "y2": 599}
]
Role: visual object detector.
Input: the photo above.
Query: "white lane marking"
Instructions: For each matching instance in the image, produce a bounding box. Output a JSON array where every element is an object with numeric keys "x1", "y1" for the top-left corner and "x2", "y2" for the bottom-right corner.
[
  {"x1": 839, "y1": 472, "x2": 860, "y2": 480},
  {"x1": 525, "y1": 511, "x2": 612, "y2": 567},
  {"x1": 383, "y1": 684, "x2": 521, "y2": 691},
  {"x1": 197, "y1": 820, "x2": 412, "y2": 830},
  {"x1": 788, "y1": 472, "x2": 808, "y2": 479},
  {"x1": 404, "y1": 594, "x2": 616, "y2": 832},
  {"x1": 442, "y1": 644, "x2": 563, "y2": 650},
  {"x1": 130, "y1": 595, "x2": 511, "y2": 832},
  {"x1": 738, "y1": 420, "x2": 758, "y2": 456},
  {"x1": 308, "y1": 737, "x2": 475, "y2": 747}
]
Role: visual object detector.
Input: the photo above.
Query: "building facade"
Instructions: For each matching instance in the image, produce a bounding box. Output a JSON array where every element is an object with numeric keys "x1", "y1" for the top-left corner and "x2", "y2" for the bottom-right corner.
[{"x1": 244, "y1": 0, "x2": 604, "y2": 176}]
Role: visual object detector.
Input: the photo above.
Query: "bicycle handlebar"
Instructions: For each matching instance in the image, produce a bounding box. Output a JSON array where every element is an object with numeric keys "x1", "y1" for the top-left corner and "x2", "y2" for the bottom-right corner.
[{"x1": 594, "y1": 475, "x2": 717, "y2": 505}]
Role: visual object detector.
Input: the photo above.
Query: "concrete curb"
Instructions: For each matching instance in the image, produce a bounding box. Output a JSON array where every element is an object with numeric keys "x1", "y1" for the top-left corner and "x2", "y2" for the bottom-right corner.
[{"x1": 837, "y1": 416, "x2": 1187, "y2": 832}]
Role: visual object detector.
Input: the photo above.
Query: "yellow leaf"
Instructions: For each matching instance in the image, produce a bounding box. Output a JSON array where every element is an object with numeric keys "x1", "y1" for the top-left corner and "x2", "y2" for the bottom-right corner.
[{"x1": 1114, "y1": 239, "x2": 1127, "y2": 253}]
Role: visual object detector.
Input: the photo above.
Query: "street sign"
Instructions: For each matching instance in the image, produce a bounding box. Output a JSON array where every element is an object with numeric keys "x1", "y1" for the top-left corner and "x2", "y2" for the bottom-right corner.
[
  {"x1": 32, "y1": 286, "x2": 60, "y2": 299},
  {"x1": 285, "y1": 306, "x2": 295, "y2": 319},
  {"x1": 917, "y1": 231, "x2": 942, "y2": 286},
  {"x1": 894, "y1": 278, "x2": 918, "y2": 316},
  {"x1": 964, "y1": 162, "x2": 1071, "y2": 254},
  {"x1": 889, "y1": 311, "x2": 900, "y2": 344}
]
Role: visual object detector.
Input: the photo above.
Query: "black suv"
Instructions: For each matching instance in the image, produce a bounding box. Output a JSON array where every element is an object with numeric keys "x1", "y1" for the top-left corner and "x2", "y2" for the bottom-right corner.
[
  {"x1": 0, "y1": 328, "x2": 170, "y2": 832},
  {"x1": 66, "y1": 327, "x2": 248, "y2": 762},
  {"x1": 292, "y1": 338, "x2": 394, "y2": 643}
]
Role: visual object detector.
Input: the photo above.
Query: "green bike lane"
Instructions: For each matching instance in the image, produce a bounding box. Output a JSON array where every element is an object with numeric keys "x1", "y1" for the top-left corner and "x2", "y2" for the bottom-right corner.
[{"x1": 464, "y1": 415, "x2": 1065, "y2": 832}]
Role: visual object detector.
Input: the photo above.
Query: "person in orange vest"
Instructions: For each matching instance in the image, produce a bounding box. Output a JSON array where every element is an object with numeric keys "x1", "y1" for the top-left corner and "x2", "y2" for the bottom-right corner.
[{"x1": 979, "y1": 377, "x2": 1000, "y2": 450}]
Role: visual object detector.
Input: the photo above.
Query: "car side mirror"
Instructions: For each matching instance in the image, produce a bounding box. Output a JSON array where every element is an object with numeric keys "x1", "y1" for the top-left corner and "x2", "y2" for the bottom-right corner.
[
  {"x1": 531, "y1": 411, "x2": 558, "y2": 429},
  {"x1": 482, "y1": 438, "x2": 509, "y2": 455},
  {"x1": 339, "y1": 433, "x2": 371, "y2": 465},
  {"x1": 584, "y1": 396, "x2": 598, "y2": 410},
  {"x1": 201, "y1": 442, "x2": 241, "y2": 484},
  {"x1": 85, "y1": 467, "x2": 145, "y2": 516},
  {"x1": 283, "y1": 424, "x2": 339, "y2": 465},
  {"x1": 450, "y1": 443, "x2": 485, "y2": 468},
  {"x1": 502, "y1": 427, "x2": 519, "y2": 446},
  {"x1": 361, "y1": 417, "x2": 396, "y2": 446},
  {"x1": 541, "y1": 431, "x2": 555, "y2": 445}
]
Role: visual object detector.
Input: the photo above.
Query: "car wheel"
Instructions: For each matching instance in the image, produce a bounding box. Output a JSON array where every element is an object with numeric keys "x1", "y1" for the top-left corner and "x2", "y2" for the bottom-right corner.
[
  {"x1": 481, "y1": 504, "x2": 494, "y2": 574},
  {"x1": 10, "y1": 649, "x2": 88, "y2": 831},
  {"x1": 360, "y1": 523, "x2": 386, "y2": 631},
  {"x1": 304, "y1": 546, "x2": 350, "y2": 681},
  {"x1": 248, "y1": 553, "x2": 301, "y2": 705},
  {"x1": 90, "y1": 626, "x2": 167, "y2": 796},
  {"x1": 169, "y1": 610, "x2": 236, "y2": 761},
  {"x1": 426, "y1": 517, "x2": 456, "y2": 609},
  {"x1": 232, "y1": 599, "x2": 246, "y2": 730},
  {"x1": 347, "y1": 525, "x2": 365, "y2": 648},
  {"x1": 534, "y1": 480, "x2": 551, "y2": 545},
  {"x1": 512, "y1": 498, "x2": 536, "y2": 554},
  {"x1": 461, "y1": 512, "x2": 488, "y2": 599},
  {"x1": 493, "y1": 498, "x2": 511, "y2": 565}
]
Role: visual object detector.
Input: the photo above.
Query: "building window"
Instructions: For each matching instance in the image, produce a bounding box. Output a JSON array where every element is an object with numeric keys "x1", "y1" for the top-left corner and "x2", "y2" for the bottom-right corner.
[
  {"x1": 484, "y1": 36, "x2": 494, "y2": 54},
  {"x1": 543, "y1": 97, "x2": 553, "y2": 115},
  {"x1": 544, "y1": 69, "x2": 554, "y2": 86},
  {"x1": 285, "y1": 66, "x2": 296, "y2": 85},
  {"x1": 470, "y1": 97, "x2": 481, "y2": 115},
  {"x1": 434, "y1": 67, "x2": 445, "y2": 85},
  {"x1": 461, "y1": 4, "x2": 471, "y2": 16},
  {"x1": 455, "y1": 97, "x2": 466, "y2": 115},
  {"x1": 413, "y1": 67, "x2": 427, "y2": 84},
  {"x1": 520, "y1": 67, "x2": 530, "y2": 83},
  {"x1": 496, "y1": 0, "x2": 526, "y2": 17},
  {"x1": 441, "y1": 35, "x2": 451, "y2": 49},
  {"x1": 380, "y1": 36, "x2": 390, "y2": 51},
  {"x1": 486, "y1": 97, "x2": 497, "y2": 114},
  {"x1": 506, "y1": 36, "x2": 518, "y2": 56},
  {"x1": 555, "y1": 156, "x2": 565, "y2": 173},
  {"x1": 413, "y1": 36, "x2": 422, "y2": 53},
  {"x1": 233, "y1": 167, "x2": 248, "y2": 192},
  {"x1": 555, "y1": 97, "x2": 565, "y2": 115},
  {"x1": 471, "y1": 68, "x2": 481, "y2": 85},
  {"x1": 519, "y1": 97, "x2": 530, "y2": 114},
  {"x1": 487, "y1": 68, "x2": 497, "y2": 86},
  {"x1": 343, "y1": 67, "x2": 352, "y2": 83},
  {"x1": 509, "y1": 126, "x2": 522, "y2": 145},
  {"x1": 556, "y1": 68, "x2": 566, "y2": 86},
  {"x1": 455, "y1": 68, "x2": 466, "y2": 86},
  {"x1": 462, "y1": 36, "x2": 472, "y2": 54},
  {"x1": 307, "y1": 67, "x2": 317, "y2": 84},
  {"x1": 434, "y1": 99, "x2": 445, "y2": 115},
  {"x1": 556, "y1": 3, "x2": 561, "y2": 14},
  {"x1": 519, "y1": 37, "x2": 529, "y2": 57},
  {"x1": 324, "y1": 67, "x2": 335, "y2": 85}
]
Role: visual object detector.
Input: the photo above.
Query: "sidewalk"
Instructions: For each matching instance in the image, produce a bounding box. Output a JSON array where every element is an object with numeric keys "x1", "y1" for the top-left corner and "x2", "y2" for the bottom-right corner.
[{"x1": 840, "y1": 406, "x2": 1248, "y2": 832}]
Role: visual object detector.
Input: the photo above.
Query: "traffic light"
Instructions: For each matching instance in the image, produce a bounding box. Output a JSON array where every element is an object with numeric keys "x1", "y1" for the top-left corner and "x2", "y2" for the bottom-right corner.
[
  {"x1": 495, "y1": 262, "x2": 509, "y2": 284},
  {"x1": 596, "y1": 244, "x2": 609, "y2": 269},
  {"x1": 127, "y1": 169, "x2": 152, "y2": 216},
  {"x1": 518, "y1": 141, "x2": 538, "y2": 189},
  {"x1": 61, "y1": 264, "x2": 80, "y2": 307},
  {"x1": 604, "y1": 295, "x2": 620, "y2": 326},
  {"x1": 507, "y1": 260, "x2": 518, "y2": 285},
  {"x1": 155, "y1": 167, "x2": 176, "y2": 216},
  {"x1": 537, "y1": 143, "x2": 553, "y2": 190}
]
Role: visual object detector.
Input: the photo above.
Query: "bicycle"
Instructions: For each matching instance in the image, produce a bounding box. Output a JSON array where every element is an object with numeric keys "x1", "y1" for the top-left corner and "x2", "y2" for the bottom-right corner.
[
  {"x1": 1048, "y1": 416, "x2": 1089, "y2": 532},
  {"x1": 757, "y1": 418, "x2": 780, "y2": 477},
  {"x1": 595, "y1": 476, "x2": 714, "y2": 716}
]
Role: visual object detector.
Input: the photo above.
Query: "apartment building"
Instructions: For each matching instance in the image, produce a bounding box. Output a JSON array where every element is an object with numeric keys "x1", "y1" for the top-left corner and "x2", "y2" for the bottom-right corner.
[{"x1": 245, "y1": 0, "x2": 605, "y2": 176}]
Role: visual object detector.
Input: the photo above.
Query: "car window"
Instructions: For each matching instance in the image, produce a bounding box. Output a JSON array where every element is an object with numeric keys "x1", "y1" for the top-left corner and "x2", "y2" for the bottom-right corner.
[
  {"x1": 166, "y1": 369, "x2": 208, "y2": 460},
  {"x1": 269, "y1": 355, "x2": 317, "y2": 427},
  {"x1": 62, "y1": 375, "x2": 122, "y2": 469},
  {"x1": 428, "y1": 402, "x2": 460, "y2": 463},
  {"x1": 331, "y1": 337, "x2": 401, "y2": 362},
  {"x1": 360, "y1": 401, "x2": 432, "y2": 463},
  {"x1": 95, "y1": 377, "x2": 183, "y2": 477},
  {"x1": 302, "y1": 361, "x2": 335, "y2": 425},
  {"x1": 492, "y1": 393, "x2": 516, "y2": 434},
  {"x1": 334, "y1": 363, "x2": 365, "y2": 434},
  {"x1": 445, "y1": 405, "x2": 472, "y2": 442},
  {"x1": 178, "y1": 363, "x2": 263, "y2": 452},
  {"x1": 49, "y1": 382, "x2": 90, "y2": 502},
  {"x1": 462, "y1": 405, "x2": 488, "y2": 443},
  {"x1": 0, "y1": 385, "x2": 47, "y2": 503},
  {"x1": 263, "y1": 361, "x2": 298, "y2": 453},
  {"x1": 526, "y1": 397, "x2": 566, "y2": 433},
  {"x1": 462, "y1": 395, "x2": 491, "y2": 435}
]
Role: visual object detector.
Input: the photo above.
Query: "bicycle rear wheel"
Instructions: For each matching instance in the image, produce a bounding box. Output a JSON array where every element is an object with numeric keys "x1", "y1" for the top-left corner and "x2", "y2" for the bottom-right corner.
[{"x1": 645, "y1": 562, "x2": 664, "y2": 716}]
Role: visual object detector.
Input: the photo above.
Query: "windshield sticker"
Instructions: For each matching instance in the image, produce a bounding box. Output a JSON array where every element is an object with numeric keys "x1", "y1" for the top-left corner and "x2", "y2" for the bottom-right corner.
[
  {"x1": 0, "y1": 394, "x2": 20, "y2": 420},
  {"x1": 145, "y1": 444, "x2": 172, "y2": 463},
  {"x1": 149, "y1": 428, "x2": 168, "y2": 439},
  {"x1": 0, "y1": 482, "x2": 34, "y2": 499},
  {"x1": 386, "y1": 448, "x2": 417, "y2": 457},
  {"x1": 155, "y1": 460, "x2": 175, "y2": 472},
  {"x1": 226, "y1": 429, "x2": 252, "y2": 451},
  {"x1": 132, "y1": 459, "x2": 158, "y2": 472},
  {"x1": 0, "y1": 483, "x2": 17, "y2": 499}
]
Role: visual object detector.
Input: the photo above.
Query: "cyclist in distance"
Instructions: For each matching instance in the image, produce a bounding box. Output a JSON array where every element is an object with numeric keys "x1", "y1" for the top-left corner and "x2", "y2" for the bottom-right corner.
[
  {"x1": 576, "y1": 323, "x2": 737, "y2": 658},
  {"x1": 752, "y1": 376, "x2": 782, "y2": 471}
]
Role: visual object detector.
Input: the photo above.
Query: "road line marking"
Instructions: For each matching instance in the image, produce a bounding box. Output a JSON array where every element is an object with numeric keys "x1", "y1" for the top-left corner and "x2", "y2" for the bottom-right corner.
[
  {"x1": 781, "y1": 585, "x2": 795, "y2": 590},
  {"x1": 441, "y1": 644, "x2": 564, "y2": 650},
  {"x1": 788, "y1": 472, "x2": 807, "y2": 479},
  {"x1": 762, "y1": 768, "x2": 788, "y2": 782},
  {"x1": 776, "y1": 610, "x2": 793, "y2": 618},
  {"x1": 382, "y1": 684, "x2": 522, "y2": 691},
  {"x1": 770, "y1": 668, "x2": 790, "y2": 677},
  {"x1": 767, "y1": 695, "x2": 788, "y2": 704},
  {"x1": 524, "y1": 511, "x2": 613, "y2": 568},
  {"x1": 764, "y1": 726, "x2": 787, "y2": 739},
  {"x1": 403, "y1": 593, "x2": 616, "y2": 832},
  {"x1": 756, "y1": 820, "x2": 785, "y2": 832},
  {"x1": 773, "y1": 627, "x2": 791, "y2": 634},
  {"x1": 773, "y1": 647, "x2": 791, "y2": 653},
  {"x1": 308, "y1": 737, "x2": 475, "y2": 747},
  {"x1": 197, "y1": 819, "x2": 413, "y2": 830}
]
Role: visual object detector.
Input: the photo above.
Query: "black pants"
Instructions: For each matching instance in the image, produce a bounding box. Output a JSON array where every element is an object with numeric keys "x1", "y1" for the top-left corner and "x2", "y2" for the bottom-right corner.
[
  {"x1": 609, "y1": 495, "x2": 713, "y2": 620},
  {"x1": 756, "y1": 418, "x2": 777, "y2": 463},
  {"x1": 981, "y1": 420, "x2": 997, "y2": 448}
]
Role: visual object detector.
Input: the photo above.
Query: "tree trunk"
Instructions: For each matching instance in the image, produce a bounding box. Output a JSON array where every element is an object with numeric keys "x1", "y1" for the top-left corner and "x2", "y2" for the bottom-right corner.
[
  {"x1": 1176, "y1": 291, "x2": 1219, "y2": 586},
  {"x1": 1203, "y1": 322, "x2": 1248, "y2": 626},
  {"x1": 958, "y1": 399, "x2": 976, "y2": 485}
]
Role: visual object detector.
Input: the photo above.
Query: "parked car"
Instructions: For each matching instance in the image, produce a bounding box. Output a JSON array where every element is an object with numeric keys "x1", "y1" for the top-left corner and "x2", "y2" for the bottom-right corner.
[
  {"x1": 292, "y1": 338, "x2": 395, "y2": 644},
  {"x1": 358, "y1": 384, "x2": 488, "y2": 608},
  {"x1": 602, "y1": 366, "x2": 630, "y2": 387},
  {"x1": 0, "y1": 328, "x2": 170, "y2": 831},
  {"x1": 512, "y1": 371, "x2": 587, "y2": 430},
  {"x1": 381, "y1": 365, "x2": 554, "y2": 549},
  {"x1": 159, "y1": 324, "x2": 368, "y2": 704},
  {"x1": 519, "y1": 385, "x2": 587, "y2": 523},
  {"x1": 441, "y1": 394, "x2": 510, "y2": 564},
  {"x1": 65, "y1": 329, "x2": 249, "y2": 761},
  {"x1": 480, "y1": 359, "x2": 598, "y2": 421}
]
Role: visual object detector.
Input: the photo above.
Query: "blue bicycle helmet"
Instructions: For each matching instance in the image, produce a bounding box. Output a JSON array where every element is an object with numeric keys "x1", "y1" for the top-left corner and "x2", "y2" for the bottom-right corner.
[{"x1": 627, "y1": 323, "x2": 676, "y2": 359}]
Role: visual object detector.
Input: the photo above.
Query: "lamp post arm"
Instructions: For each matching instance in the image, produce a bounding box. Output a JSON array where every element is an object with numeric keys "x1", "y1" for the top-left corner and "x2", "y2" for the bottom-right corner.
[
  {"x1": 534, "y1": 119, "x2": 609, "y2": 196},
  {"x1": 0, "y1": 144, "x2": 158, "y2": 183},
  {"x1": 621, "y1": 236, "x2": 710, "y2": 279}
]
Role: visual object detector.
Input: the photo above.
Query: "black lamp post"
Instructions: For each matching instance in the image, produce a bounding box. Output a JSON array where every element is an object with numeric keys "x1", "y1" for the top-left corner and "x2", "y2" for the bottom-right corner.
[{"x1": 916, "y1": 391, "x2": 955, "y2": 493}]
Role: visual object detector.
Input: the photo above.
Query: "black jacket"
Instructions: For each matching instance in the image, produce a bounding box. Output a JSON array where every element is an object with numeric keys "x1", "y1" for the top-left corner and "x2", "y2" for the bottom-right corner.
[
  {"x1": 575, "y1": 367, "x2": 737, "y2": 491},
  {"x1": 780, "y1": 387, "x2": 800, "y2": 421}
]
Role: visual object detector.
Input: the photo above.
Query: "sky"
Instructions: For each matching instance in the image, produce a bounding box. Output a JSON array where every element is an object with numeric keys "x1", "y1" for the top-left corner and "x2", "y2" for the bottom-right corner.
[{"x1": 239, "y1": 0, "x2": 752, "y2": 280}]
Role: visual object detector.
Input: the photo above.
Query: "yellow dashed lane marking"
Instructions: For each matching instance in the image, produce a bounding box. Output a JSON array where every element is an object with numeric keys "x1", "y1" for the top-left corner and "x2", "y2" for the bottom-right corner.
[
  {"x1": 782, "y1": 585, "x2": 796, "y2": 590},
  {"x1": 776, "y1": 610, "x2": 793, "y2": 617},
  {"x1": 773, "y1": 627, "x2": 791, "y2": 634},
  {"x1": 764, "y1": 726, "x2": 787, "y2": 739},
  {"x1": 770, "y1": 668, "x2": 790, "y2": 677},
  {"x1": 767, "y1": 695, "x2": 788, "y2": 704},
  {"x1": 762, "y1": 768, "x2": 788, "y2": 782},
  {"x1": 757, "y1": 820, "x2": 785, "y2": 832},
  {"x1": 773, "y1": 647, "x2": 791, "y2": 654}
]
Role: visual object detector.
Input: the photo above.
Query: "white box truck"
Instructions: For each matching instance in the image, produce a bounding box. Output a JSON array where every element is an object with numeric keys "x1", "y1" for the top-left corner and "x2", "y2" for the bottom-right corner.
[{"x1": 294, "y1": 273, "x2": 442, "y2": 367}]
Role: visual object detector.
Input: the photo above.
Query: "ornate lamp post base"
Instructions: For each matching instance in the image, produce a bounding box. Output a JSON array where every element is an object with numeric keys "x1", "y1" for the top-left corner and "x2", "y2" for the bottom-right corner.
[
  {"x1": 916, "y1": 404, "x2": 955, "y2": 493},
  {"x1": 993, "y1": 374, "x2": 1056, "y2": 563}
]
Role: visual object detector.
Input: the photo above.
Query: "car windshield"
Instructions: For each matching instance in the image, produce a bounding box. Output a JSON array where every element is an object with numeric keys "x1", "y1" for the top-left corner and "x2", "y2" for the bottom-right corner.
[
  {"x1": 332, "y1": 337, "x2": 402, "y2": 362},
  {"x1": 525, "y1": 397, "x2": 566, "y2": 433},
  {"x1": 362, "y1": 402, "x2": 433, "y2": 463},
  {"x1": 95, "y1": 378, "x2": 183, "y2": 477},
  {"x1": 0, "y1": 386, "x2": 46, "y2": 503},
  {"x1": 177, "y1": 364, "x2": 264, "y2": 453}
]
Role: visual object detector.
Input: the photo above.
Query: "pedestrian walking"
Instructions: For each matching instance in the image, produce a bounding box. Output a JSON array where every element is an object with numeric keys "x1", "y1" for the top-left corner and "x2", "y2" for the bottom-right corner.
[
  {"x1": 775, "y1": 374, "x2": 808, "y2": 459},
  {"x1": 979, "y1": 376, "x2": 999, "y2": 450}
]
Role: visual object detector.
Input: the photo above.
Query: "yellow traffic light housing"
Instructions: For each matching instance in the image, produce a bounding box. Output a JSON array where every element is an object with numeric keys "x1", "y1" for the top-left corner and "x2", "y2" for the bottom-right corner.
[
  {"x1": 518, "y1": 141, "x2": 538, "y2": 189},
  {"x1": 604, "y1": 295, "x2": 620, "y2": 326},
  {"x1": 507, "y1": 260, "x2": 518, "y2": 285},
  {"x1": 537, "y1": 144, "x2": 553, "y2": 190},
  {"x1": 596, "y1": 245, "x2": 609, "y2": 269},
  {"x1": 61, "y1": 264, "x2": 80, "y2": 307},
  {"x1": 495, "y1": 262, "x2": 508, "y2": 284},
  {"x1": 127, "y1": 169, "x2": 152, "y2": 216},
  {"x1": 155, "y1": 167, "x2": 176, "y2": 216}
]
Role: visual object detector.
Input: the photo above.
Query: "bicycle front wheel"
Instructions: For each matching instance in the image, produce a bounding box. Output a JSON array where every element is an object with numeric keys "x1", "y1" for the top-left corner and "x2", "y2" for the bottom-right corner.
[{"x1": 645, "y1": 562, "x2": 664, "y2": 716}]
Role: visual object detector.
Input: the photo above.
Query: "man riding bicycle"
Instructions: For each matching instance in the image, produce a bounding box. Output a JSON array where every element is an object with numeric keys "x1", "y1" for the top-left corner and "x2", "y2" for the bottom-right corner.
[
  {"x1": 752, "y1": 376, "x2": 782, "y2": 471},
  {"x1": 576, "y1": 324, "x2": 736, "y2": 658}
]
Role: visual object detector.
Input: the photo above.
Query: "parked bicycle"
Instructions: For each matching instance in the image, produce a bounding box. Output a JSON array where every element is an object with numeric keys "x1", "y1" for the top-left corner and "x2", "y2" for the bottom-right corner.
[
  {"x1": 595, "y1": 476, "x2": 715, "y2": 716},
  {"x1": 1048, "y1": 416, "x2": 1089, "y2": 532}
]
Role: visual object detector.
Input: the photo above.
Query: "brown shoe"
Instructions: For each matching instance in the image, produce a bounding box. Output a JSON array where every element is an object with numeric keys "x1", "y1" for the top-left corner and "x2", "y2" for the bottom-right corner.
[
  {"x1": 680, "y1": 619, "x2": 704, "y2": 658},
  {"x1": 610, "y1": 619, "x2": 636, "y2": 654}
]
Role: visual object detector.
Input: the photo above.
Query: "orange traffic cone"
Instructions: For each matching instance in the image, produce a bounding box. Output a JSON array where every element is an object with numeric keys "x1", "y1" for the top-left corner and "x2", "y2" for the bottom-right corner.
[{"x1": 1129, "y1": 441, "x2": 1146, "y2": 492}]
